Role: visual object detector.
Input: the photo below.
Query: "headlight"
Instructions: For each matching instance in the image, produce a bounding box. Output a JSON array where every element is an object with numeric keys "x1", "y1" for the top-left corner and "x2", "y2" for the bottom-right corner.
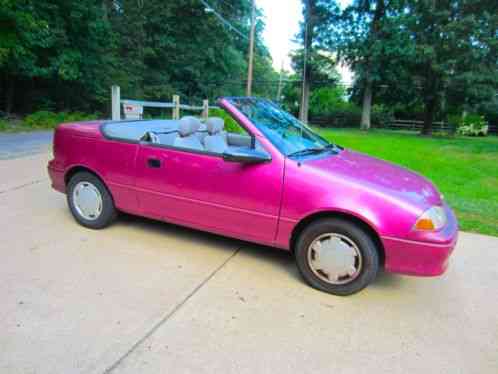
[{"x1": 414, "y1": 206, "x2": 447, "y2": 231}]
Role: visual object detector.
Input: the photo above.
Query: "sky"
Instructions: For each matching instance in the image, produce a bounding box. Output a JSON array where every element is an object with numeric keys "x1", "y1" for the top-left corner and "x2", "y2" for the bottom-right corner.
[{"x1": 256, "y1": 0, "x2": 353, "y2": 84}]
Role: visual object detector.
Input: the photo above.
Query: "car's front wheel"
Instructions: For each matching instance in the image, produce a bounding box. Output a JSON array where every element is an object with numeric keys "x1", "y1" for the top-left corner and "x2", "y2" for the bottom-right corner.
[
  {"x1": 295, "y1": 218, "x2": 379, "y2": 296},
  {"x1": 67, "y1": 171, "x2": 117, "y2": 229}
]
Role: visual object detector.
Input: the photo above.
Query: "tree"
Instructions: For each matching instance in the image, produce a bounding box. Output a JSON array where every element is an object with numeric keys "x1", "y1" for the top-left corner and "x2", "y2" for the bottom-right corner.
[
  {"x1": 353, "y1": 0, "x2": 387, "y2": 130},
  {"x1": 0, "y1": 0, "x2": 276, "y2": 114},
  {"x1": 316, "y1": 0, "x2": 413, "y2": 130},
  {"x1": 315, "y1": 0, "x2": 498, "y2": 135},
  {"x1": 0, "y1": 0, "x2": 117, "y2": 112},
  {"x1": 0, "y1": 0, "x2": 55, "y2": 112},
  {"x1": 101, "y1": 0, "x2": 276, "y2": 103},
  {"x1": 308, "y1": 85, "x2": 349, "y2": 117},
  {"x1": 290, "y1": 49, "x2": 340, "y2": 115},
  {"x1": 405, "y1": 0, "x2": 498, "y2": 135},
  {"x1": 295, "y1": 0, "x2": 340, "y2": 123}
]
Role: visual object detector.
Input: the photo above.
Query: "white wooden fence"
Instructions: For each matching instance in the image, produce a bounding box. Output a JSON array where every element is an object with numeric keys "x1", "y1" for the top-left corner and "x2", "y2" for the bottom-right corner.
[{"x1": 111, "y1": 85, "x2": 219, "y2": 121}]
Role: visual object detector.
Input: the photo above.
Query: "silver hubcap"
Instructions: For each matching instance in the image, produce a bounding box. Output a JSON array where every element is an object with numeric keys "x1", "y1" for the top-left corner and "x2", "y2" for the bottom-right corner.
[
  {"x1": 307, "y1": 233, "x2": 363, "y2": 285},
  {"x1": 72, "y1": 181, "x2": 103, "y2": 221}
]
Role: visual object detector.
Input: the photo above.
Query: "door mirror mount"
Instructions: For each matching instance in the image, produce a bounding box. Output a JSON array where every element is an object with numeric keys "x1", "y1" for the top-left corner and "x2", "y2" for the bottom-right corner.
[{"x1": 222, "y1": 148, "x2": 271, "y2": 164}]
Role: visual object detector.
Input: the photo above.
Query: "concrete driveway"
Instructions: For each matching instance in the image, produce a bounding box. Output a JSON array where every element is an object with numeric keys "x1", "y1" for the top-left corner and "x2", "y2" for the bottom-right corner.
[{"x1": 1, "y1": 152, "x2": 497, "y2": 374}]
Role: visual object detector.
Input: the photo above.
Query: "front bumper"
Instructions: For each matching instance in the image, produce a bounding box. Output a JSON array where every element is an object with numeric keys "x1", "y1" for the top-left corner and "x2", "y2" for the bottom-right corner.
[
  {"x1": 382, "y1": 234, "x2": 457, "y2": 276},
  {"x1": 47, "y1": 160, "x2": 65, "y2": 193},
  {"x1": 382, "y1": 204, "x2": 458, "y2": 276}
]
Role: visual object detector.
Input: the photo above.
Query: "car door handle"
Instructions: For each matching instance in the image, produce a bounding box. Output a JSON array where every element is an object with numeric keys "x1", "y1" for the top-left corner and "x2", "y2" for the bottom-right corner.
[{"x1": 147, "y1": 158, "x2": 161, "y2": 168}]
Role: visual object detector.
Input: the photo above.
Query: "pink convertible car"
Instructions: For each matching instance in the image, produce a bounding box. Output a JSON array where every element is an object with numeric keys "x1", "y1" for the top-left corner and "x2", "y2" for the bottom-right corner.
[{"x1": 48, "y1": 97, "x2": 458, "y2": 295}]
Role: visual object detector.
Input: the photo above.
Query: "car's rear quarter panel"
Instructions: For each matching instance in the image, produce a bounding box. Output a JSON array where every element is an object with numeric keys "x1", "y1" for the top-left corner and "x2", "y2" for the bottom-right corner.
[{"x1": 50, "y1": 122, "x2": 140, "y2": 215}]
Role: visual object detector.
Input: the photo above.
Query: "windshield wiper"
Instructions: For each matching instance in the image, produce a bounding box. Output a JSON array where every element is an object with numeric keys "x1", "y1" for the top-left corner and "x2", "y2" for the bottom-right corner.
[
  {"x1": 287, "y1": 147, "x2": 328, "y2": 158},
  {"x1": 287, "y1": 143, "x2": 339, "y2": 158},
  {"x1": 325, "y1": 143, "x2": 342, "y2": 151}
]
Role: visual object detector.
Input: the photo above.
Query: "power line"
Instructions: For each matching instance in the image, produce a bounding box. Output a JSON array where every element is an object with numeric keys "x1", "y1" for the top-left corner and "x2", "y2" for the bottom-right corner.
[
  {"x1": 200, "y1": 79, "x2": 354, "y2": 86},
  {"x1": 214, "y1": 0, "x2": 236, "y2": 11},
  {"x1": 199, "y1": 0, "x2": 248, "y2": 40}
]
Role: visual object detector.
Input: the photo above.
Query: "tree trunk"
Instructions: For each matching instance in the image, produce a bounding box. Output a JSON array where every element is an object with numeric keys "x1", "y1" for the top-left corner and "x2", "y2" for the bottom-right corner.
[
  {"x1": 422, "y1": 96, "x2": 436, "y2": 136},
  {"x1": 357, "y1": 0, "x2": 384, "y2": 131},
  {"x1": 360, "y1": 80, "x2": 372, "y2": 130},
  {"x1": 102, "y1": 1, "x2": 108, "y2": 21},
  {"x1": 5, "y1": 76, "x2": 14, "y2": 114},
  {"x1": 300, "y1": 78, "x2": 310, "y2": 123}
]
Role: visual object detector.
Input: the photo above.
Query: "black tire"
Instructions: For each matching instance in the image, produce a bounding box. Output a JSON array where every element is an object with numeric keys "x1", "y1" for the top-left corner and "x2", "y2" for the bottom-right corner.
[
  {"x1": 67, "y1": 171, "x2": 117, "y2": 229},
  {"x1": 295, "y1": 218, "x2": 379, "y2": 296}
]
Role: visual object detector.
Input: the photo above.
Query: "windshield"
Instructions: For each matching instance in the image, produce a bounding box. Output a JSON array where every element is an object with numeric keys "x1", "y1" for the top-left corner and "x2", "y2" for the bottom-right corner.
[{"x1": 227, "y1": 97, "x2": 331, "y2": 156}]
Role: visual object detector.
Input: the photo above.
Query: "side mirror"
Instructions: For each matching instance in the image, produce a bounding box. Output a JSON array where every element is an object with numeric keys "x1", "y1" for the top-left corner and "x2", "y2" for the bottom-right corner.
[{"x1": 222, "y1": 147, "x2": 271, "y2": 164}]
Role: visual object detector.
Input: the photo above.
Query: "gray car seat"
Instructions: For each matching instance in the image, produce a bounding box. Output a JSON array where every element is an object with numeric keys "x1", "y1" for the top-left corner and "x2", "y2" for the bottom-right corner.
[
  {"x1": 196, "y1": 123, "x2": 209, "y2": 144},
  {"x1": 204, "y1": 117, "x2": 228, "y2": 153},
  {"x1": 173, "y1": 116, "x2": 204, "y2": 150}
]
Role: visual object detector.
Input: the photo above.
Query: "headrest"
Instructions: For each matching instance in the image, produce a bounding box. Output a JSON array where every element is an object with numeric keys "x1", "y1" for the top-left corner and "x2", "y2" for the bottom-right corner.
[
  {"x1": 206, "y1": 117, "x2": 224, "y2": 135},
  {"x1": 179, "y1": 116, "x2": 201, "y2": 136}
]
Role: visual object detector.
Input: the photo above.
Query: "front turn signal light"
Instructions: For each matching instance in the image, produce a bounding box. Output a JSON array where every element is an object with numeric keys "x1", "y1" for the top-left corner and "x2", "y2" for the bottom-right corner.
[{"x1": 414, "y1": 206, "x2": 447, "y2": 231}]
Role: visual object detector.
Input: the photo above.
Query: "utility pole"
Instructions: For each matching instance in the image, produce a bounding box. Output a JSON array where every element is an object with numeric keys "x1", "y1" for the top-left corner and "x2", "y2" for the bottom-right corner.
[
  {"x1": 299, "y1": 0, "x2": 310, "y2": 123},
  {"x1": 276, "y1": 61, "x2": 285, "y2": 102},
  {"x1": 246, "y1": 0, "x2": 256, "y2": 96}
]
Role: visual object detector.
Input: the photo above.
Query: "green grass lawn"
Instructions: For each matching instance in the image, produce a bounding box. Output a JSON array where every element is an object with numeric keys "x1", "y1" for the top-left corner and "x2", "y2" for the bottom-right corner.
[
  {"x1": 0, "y1": 119, "x2": 26, "y2": 132},
  {"x1": 317, "y1": 128, "x2": 498, "y2": 237}
]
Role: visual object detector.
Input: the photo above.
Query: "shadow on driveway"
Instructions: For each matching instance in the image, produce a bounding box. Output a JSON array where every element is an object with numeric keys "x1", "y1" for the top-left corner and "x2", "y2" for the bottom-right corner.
[{"x1": 109, "y1": 212, "x2": 402, "y2": 293}]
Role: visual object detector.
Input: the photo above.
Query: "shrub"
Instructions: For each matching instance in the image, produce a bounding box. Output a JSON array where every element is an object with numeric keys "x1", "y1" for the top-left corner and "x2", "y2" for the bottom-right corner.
[
  {"x1": 23, "y1": 111, "x2": 98, "y2": 129},
  {"x1": 449, "y1": 113, "x2": 489, "y2": 136},
  {"x1": 23, "y1": 111, "x2": 60, "y2": 129},
  {"x1": 0, "y1": 119, "x2": 8, "y2": 131},
  {"x1": 62, "y1": 112, "x2": 99, "y2": 123},
  {"x1": 208, "y1": 108, "x2": 245, "y2": 134},
  {"x1": 447, "y1": 114, "x2": 461, "y2": 128},
  {"x1": 309, "y1": 86, "x2": 350, "y2": 118},
  {"x1": 371, "y1": 105, "x2": 394, "y2": 128},
  {"x1": 310, "y1": 104, "x2": 362, "y2": 128}
]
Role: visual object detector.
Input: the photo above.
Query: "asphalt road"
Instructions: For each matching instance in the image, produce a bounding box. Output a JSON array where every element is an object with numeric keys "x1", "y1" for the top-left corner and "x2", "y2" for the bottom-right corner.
[
  {"x1": 1, "y1": 152, "x2": 497, "y2": 374},
  {"x1": 0, "y1": 131, "x2": 52, "y2": 160}
]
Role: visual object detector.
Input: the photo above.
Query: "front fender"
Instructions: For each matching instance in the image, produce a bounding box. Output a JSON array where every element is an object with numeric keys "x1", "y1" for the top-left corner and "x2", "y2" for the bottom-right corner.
[{"x1": 275, "y1": 158, "x2": 424, "y2": 249}]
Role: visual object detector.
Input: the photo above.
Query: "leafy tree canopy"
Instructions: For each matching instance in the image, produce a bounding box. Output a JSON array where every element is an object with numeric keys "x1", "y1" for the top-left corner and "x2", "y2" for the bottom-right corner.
[
  {"x1": 300, "y1": 0, "x2": 498, "y2": 133},
  {"x1": 0, "y1": 0, "x2": 277, "y2": 114}
]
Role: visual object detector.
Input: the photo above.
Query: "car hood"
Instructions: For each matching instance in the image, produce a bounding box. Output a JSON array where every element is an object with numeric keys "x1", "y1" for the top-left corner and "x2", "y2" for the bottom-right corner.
[{"x1": 306, "y1": 149, "x2": 442, "y2": 207}]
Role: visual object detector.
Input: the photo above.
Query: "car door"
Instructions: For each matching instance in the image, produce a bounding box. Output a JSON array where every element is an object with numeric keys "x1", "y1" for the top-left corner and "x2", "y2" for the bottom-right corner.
[{"x1": 135, "y1": 141, "x2": 284, "y2": 245}]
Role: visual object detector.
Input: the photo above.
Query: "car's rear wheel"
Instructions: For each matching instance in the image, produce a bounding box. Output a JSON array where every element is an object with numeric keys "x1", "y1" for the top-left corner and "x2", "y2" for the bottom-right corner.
[
  {"x1": 67, "y1": 172, "x2": 117, "y2": 229},
  {"x1": 295, "y1": 218, "x2": 379, "y2": 296}
]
